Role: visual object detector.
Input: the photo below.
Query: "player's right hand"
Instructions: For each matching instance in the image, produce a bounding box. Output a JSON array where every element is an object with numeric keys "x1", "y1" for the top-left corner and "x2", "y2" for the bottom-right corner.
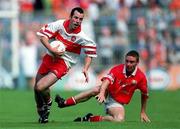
[
  {"x1": 140, "y1": 112, "x2": 151, "y2": 123},
  {"x1": 51, "y1": 45, "x2": 65, "y2": 57},
  {"x1": 95, "y1": 93, "x2": 106, "y2": 104}
]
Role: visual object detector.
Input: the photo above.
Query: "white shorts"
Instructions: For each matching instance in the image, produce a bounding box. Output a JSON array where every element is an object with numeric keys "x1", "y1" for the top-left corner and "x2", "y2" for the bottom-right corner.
[{"x1": 104, "y1": 95, "x2": 124, "y2": 110}]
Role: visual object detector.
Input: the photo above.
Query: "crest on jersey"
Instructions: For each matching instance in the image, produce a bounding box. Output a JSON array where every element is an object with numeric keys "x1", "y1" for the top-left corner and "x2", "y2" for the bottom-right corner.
[
  {"x1": 71, "y1": 36, "x2": 76, "y2": 42},
  {"x1": 119, "y1": 79, "x2": 137, "y2": 88},
  {"x1": 131, "y1": 79, "x2": 137, "y2": 85}
]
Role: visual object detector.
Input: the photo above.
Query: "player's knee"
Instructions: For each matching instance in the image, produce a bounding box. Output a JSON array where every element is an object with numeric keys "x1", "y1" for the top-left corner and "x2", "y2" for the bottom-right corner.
[
  {"x1": 34, "y1": 82, "x2": 44, "y2": 91},
  {"x1": 113, "y1": 115, "x2": 124, "y2": 122}
]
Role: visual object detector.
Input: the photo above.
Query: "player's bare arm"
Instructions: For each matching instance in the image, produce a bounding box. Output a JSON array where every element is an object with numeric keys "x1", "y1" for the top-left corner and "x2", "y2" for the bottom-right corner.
[
  {"x1": 140, "y1": 94, "x2": 151, "y2": 122},
  {"x1": 96, "y1": 79, "x2": 110, "y2": 103},
  {"x1": 39, "y1": 36, "x2": 64, "y2": 56},
  {"x1": 82, "y1": 56, "x2": 92, "y2": 82}
]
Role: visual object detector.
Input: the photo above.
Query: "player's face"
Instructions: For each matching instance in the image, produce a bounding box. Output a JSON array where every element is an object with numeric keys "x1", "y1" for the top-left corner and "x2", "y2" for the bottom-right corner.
[
  {"x1": 70, "y1": 10, "x2": 84, "y2": 29},
  {"x1": 125, "y1": 56, "x2": 138, "y2": 72}
]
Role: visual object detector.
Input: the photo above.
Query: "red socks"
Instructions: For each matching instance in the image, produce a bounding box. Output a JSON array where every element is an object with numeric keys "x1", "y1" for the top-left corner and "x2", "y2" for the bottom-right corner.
[
  {"x1": 64, "y1": 97, "x2": 76, "y2": 106},
  {"x1": 63, "y1": 97, "x2": 102, "y2": 122},
  {"x1": 89, "y1": 116, "x2": 103, "y2": 122}
]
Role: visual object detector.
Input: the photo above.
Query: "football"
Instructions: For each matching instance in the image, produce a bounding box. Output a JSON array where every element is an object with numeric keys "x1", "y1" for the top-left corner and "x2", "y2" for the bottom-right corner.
[{"x1": 50, "y1": 40, "x2": 66, "y2": 52}]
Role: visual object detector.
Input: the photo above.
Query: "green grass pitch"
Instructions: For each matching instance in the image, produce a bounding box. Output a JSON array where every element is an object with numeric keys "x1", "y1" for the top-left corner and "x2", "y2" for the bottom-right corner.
[{"x1": 0, "y1": 89, "x2": 180, "y2": 129}]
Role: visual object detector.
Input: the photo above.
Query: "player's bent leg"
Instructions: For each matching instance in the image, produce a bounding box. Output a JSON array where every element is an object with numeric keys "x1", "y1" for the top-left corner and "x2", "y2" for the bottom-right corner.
[
  {"x1": 34, "y1": 74, "x2": 46, "y2": 111},
  {"x1": 72, "y1": 106, "x2": 124, "y2": 122},
  {"x1": 35, "y1": 72, "x2": 58, "y2": 92},
  {"x1": 55, "y1": 86, "x2": 100, "y2": 108},
  {"x1": 106, "y1": 106, "x2": 125, "y2": 122},
  {"x1": 73, "y1": 107, "x2": 125, "y2": 123},
  {"x1": 34, "y1": 72, "x2": 58, "y2": 107},
  {"x1": 34, "y1": 73, "x2": 58, "y2": 123},
  {"x1": 74, "y1": 86, "x2": 100, "y2": 103}
]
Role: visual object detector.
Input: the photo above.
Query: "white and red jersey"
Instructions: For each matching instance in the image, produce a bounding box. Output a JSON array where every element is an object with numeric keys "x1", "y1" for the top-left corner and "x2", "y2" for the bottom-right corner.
[
  {"x1": 37, "y1": 19, "x2": 97, "y2": 67},
  {"x1": 102, "y1": 64, "x2": 148, "y2": 104}
]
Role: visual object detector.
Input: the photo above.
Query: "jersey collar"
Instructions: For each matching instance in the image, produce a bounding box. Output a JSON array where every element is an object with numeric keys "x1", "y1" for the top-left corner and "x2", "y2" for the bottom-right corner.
[
  {"x1": 123, "y1": 64, "x2": 137, "y2": 77},
  {"x1": 63, "y1": 20, "x2": 81, "y2": 34}
]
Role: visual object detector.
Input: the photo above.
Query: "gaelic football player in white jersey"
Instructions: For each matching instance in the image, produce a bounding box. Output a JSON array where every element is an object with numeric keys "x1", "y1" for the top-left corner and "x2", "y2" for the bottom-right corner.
[{"x1": 34, "y1": 7, "x2": 97, "y2": 123}]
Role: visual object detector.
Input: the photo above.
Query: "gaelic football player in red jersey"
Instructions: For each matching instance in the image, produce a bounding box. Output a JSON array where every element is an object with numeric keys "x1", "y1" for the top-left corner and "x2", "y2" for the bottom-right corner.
[
  {"x1": 34, "y1": 7, "x2": 97, "y2": 123},
  {"x1": 55, "y1": 50, "x2": 150, "y2": 122}
]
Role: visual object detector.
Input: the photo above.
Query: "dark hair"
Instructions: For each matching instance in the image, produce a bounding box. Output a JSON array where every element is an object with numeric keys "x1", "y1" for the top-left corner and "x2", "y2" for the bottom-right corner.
[
  {"x1": 70, "y1": 7, "x2": 84, "y2": 17},
  {"x1": 126, "y1": 50, "x2": 139, "y2": 62}
]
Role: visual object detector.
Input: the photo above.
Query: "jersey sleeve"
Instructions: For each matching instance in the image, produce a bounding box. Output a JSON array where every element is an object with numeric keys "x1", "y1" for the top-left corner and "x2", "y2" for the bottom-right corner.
[
  {"x1": 80, "y1": 32, "x2": 97, "y2": 58},
  {"x1": 37, "y1": 20, "x2": 62, "y2": 39},
  {"x1": 101, "y1": 67, "x2": 116, "y2": 85}
]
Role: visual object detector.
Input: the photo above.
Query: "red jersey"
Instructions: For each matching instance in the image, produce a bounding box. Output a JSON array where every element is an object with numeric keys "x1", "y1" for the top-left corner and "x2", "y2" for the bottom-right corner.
[{"x1": 102, "y1": 64, "x2": 148, "y2": 104}]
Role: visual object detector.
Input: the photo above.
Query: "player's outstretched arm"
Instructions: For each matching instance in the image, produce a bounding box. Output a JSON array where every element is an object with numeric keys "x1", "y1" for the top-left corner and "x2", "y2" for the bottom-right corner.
[
  {"x1": 140, "y1": 94, "x2": 151, "y2": 122},
  {"x1": 82, "y1": 56, "x2": 92, "y2": 83},
  {"x1": 141, "y1": 111, "x2": 150, "y2": 122},
  {"x1": 96, "y1": 79, "x2": 109, "y2": 104}
]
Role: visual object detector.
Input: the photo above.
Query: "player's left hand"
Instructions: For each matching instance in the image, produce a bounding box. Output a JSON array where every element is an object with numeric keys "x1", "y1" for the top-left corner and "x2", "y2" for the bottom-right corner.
[
  {"x1": 140, "y1": 112, "x2": 151, "y2": 122},
  {"x1": 82, "y1": 69, "x2": 89, "y2": 83}
]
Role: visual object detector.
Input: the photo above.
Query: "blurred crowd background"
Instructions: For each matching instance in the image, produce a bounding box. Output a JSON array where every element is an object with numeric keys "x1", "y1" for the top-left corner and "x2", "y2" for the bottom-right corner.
[{"x1": 0, "y1": 0, "x2": 180, "y2": 90}]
